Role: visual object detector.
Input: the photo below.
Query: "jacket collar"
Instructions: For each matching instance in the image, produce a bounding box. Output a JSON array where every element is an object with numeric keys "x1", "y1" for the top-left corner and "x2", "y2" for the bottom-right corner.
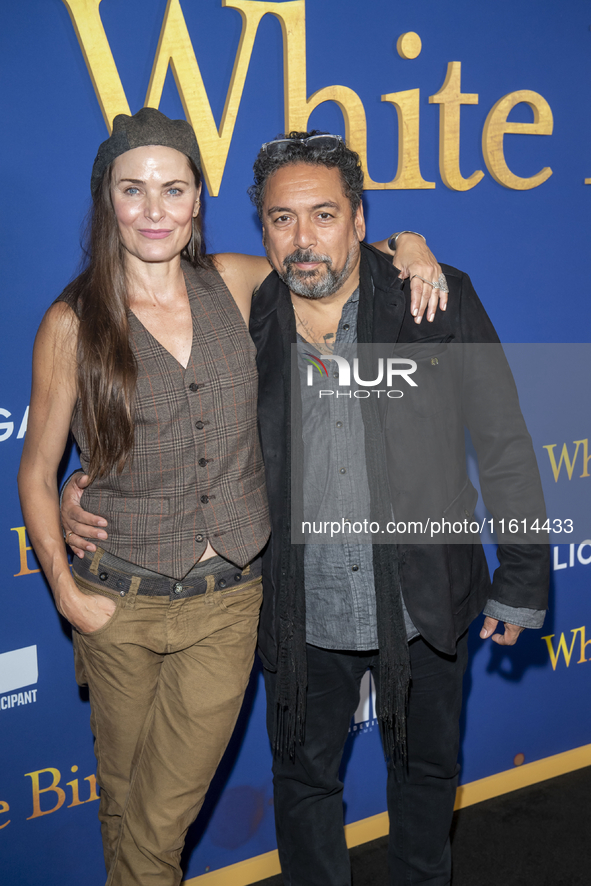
[{"x1": 250, "y1": 241, "x2": 406, "y2": 335}]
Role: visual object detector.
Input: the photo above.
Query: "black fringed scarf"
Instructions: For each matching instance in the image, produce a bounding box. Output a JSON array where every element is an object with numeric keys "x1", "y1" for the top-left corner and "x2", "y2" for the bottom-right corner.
[{"x1": 272, "y1": 247, "x2": 411, "y2": 760}]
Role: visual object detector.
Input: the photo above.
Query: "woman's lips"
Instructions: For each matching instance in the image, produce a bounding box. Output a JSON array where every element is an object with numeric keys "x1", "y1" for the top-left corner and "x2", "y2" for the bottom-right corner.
[{"x1": 138, "y1": 229, "x2": 172, "y2": 239}]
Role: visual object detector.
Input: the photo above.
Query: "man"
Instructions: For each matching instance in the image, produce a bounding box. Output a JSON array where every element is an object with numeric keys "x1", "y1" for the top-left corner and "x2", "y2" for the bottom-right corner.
[
  {"x1": 246, "y1": 132, "x2": 549, "y2": 885},
  {"x1": 62, "y1": 132, "x2": 549, "y2": 885}
]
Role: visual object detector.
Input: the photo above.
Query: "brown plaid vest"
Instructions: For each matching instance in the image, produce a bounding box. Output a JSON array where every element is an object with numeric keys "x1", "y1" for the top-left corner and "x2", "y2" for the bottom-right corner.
[{"x1": 70, "y1": 262, "x2": 270, "y2": 578}]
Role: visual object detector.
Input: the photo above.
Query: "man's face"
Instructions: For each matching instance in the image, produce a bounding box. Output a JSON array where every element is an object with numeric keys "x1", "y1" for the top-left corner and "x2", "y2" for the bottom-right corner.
[{"x1": 261, "y1": 163, "x2": 365, "y2": 299}]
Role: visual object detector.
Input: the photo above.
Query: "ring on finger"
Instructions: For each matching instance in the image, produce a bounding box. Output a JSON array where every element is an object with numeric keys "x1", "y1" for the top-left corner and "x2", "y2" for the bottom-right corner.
[
  {"x1": 434, "y1": 273, "x2": 449, "y2": 293},
  {"x1": 411, "y1": 273, "x2": 449, "y2": 293},
  {"x1": 410, "y1": 273, "x2": 432, "y2": 287},
  {"x1": 66, "y1": 531, "x2": 73, "y2": 543}
]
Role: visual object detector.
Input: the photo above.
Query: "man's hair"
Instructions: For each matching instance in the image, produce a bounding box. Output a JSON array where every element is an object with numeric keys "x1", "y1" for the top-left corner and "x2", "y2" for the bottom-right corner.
[{"x1": 248, "y1": 130, "x2": 364, "y2": 219}]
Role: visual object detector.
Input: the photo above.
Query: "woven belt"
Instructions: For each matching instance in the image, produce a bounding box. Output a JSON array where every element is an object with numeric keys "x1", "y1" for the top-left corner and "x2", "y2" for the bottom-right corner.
[{"x1": 72, "y1": 553, "x2": 262, "y2": 601}]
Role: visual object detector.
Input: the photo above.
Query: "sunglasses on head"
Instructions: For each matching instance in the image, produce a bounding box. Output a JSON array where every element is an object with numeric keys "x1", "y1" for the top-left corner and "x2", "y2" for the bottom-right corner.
[{"x1": 260, "y1": 134, "x2": 344, "y2": 157}]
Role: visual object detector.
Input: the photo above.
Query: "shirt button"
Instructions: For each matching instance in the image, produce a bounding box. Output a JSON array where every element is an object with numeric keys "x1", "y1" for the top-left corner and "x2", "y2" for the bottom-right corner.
[
  {"x1": 195, "y1": 534, "x2": 204, "y2": 543},
  {"x1": 201, "y1": 494, "x2": 209, "y2": 504},
  {"x1": 189, "y1": 382, "x2": 200, "y2": 392},
  {"x1": 343, "y1": 324, "x2": 350, "y2": 331},
  {"x1": 351, "y1": 564, "x2": 359, "y2": 572},
  {"x1": 339, "y1": 468, "x2": 346, "y2": 474},
  {"x1": 195, "y1": 421, "x2": 204, "y2": 430},
  {"x1": 173, "y1": 582, "x2": 183, "y2": 594},
  {"x1": 336, "y1": 421, "x2": 343, "y2": 428},
  {"x1": 198, "y1": 458, "x2": 208, "y2": 467},
  {"x1": 333, "y1": 371, "x2": 338, "y2": 378}
]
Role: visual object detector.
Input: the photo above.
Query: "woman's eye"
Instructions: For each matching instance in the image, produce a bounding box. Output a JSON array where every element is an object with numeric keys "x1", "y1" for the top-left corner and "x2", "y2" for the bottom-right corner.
[
  {"x1": 125, "y1": 187, "x2": 139, "y2": 196},
  {"x1": 167, "y1": 188, "x2": 181, "y2": 196}
]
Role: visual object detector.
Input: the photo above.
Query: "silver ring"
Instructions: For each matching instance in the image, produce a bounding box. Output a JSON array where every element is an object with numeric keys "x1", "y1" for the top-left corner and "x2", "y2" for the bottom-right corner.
[
  {"x1": 433, "y1": 273, "x2": 449, "y2": 293},
  {"x1": 411, "y1": 274, "x2": 435, "y2": 288},
  {"x1": 66, "y1": 531, "x2": 73, "y2": 543}
]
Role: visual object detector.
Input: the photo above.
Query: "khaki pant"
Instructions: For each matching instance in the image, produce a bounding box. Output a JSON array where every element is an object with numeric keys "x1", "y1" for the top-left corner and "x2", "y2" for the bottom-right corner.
[{"x1": 73, "y1": 566, "x2": 262, "y2": 886}]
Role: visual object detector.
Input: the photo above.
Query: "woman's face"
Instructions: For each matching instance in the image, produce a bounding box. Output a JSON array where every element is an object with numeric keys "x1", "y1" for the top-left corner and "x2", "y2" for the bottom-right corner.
[{"x1": 110, "y1": 145, "x2": 201, "y2": 267}]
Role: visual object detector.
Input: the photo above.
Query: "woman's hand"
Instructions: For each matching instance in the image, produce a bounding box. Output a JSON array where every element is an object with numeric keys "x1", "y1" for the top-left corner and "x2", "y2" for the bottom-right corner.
[
  {"x1": 371, "y1": 233, "x2": 446, "y2": 323},
  {"x1": 386, "y1": 233, "x2": 446, "y2": 324},
  {"x1": 55, "y1": 584, "x2": 117, "y2": 635}
]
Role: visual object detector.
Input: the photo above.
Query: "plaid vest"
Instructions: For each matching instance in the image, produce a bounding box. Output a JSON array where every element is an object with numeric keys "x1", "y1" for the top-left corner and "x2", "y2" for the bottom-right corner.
[{"x1": 71, "y1": 262, "x2": 270, "y2": 578}]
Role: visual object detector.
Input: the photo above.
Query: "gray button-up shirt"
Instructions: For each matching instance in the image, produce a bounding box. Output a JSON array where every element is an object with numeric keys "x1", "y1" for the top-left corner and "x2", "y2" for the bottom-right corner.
[{"x1": 299, "y1": 288, "x2": 544, "y2": 652}]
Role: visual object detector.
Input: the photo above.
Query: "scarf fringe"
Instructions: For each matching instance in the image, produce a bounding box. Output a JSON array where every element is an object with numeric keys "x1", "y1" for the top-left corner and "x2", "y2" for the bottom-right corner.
[{"x1": 272, "y1": 248, "x2": 411, "y2": 761}]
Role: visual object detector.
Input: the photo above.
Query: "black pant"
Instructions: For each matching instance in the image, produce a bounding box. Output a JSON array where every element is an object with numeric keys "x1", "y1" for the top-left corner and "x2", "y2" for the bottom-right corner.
[{"x1": 264, "y1": 634, "x2": 469, "y2": 886}]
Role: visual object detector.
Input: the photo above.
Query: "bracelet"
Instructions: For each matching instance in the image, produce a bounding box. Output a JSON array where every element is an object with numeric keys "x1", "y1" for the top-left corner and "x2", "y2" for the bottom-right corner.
[{"x1": 387, "y1": 231, "x2": 427, "y2": 252}]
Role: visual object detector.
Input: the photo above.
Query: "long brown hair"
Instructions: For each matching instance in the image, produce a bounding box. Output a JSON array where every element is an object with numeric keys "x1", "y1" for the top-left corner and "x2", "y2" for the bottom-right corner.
[{"x1": 62, "y1": 156, "x2": 210, "y2": 481}]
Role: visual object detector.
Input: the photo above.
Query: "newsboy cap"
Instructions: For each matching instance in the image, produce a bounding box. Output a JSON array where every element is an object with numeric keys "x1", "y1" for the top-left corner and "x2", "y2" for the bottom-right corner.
[{"x1": 90, "y1": 107, "x2": 201, "y2": 195}]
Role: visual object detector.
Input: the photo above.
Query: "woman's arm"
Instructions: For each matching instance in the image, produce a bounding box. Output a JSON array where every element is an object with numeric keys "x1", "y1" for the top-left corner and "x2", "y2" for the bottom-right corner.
[
  {"x1": 372, "y1": 232, "x2": 445, "y2": 323},
  {"x1": 214, "y1": 232, "x2": 445, "y2": 325},
  {"x1": 17, "y1": 303, "x2": 116, "y2": 634}
]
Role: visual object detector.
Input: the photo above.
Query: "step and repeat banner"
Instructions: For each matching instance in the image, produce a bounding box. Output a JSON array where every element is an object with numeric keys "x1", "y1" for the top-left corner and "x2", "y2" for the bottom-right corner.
[{"x1": 1, "y1": 1, "x2": 590, "y2": 883}]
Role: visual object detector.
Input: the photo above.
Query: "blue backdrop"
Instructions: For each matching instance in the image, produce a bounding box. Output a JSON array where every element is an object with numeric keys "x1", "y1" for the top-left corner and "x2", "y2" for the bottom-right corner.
[{"x1": 1, "y1": 1, "x2": 590, "y2": 883}]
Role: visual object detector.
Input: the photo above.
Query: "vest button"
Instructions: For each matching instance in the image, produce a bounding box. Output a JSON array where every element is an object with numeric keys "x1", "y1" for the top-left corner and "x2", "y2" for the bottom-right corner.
[
  {"x1": 189, "y1": 382, "x2": 199, "y2": 392},
  {"x1": 218, "y1": 578, "x2": 227, "y2": 589},
  {"x1": 198, "y1": 458, "x2": 207, "y2": 467},
  {"x1": 234, "y1": 573, "x2": 242, "y2": 582},
  {"x1": 201, "y1": 494, "x2": 209, "y2": 504},
  {"x1": 173, "y1": 583, "x2": 183, "y2": 594},
  {"x1": 351, "y1": 564, "x2": 359, "y2": 572},
  {"x1": 195, "y1": 421, "x2": 204, "y2": 430},
  {"x1": 195, "y1": 534, "x2": 204, "y2": 543},
  {"x1": 99, "y1": 572, "x2": 108, "y2": 581}
]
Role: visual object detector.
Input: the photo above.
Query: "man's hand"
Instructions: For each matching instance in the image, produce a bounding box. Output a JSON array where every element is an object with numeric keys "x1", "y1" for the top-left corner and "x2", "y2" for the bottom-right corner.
[
  {"x1": 62, "y1": 473, "x2": 108, "y2": 558},
  {"x1": 480, "y1": 617, "x2": 524, "y2": 646},
  {"x1": 393, "y1": 233, "x2": 446, "y2": 324}
]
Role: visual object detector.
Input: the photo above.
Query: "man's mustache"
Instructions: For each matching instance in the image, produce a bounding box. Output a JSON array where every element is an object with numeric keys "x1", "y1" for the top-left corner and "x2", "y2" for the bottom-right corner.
[{"x1": 283, "y1": 249, "x2": 333, "y2": 269}]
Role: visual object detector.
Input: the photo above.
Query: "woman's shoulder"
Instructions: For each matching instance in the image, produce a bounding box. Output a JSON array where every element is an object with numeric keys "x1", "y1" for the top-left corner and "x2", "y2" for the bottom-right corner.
[
  {"x1": 183, "y1": 256, "x2": 253, "y2": 327},
  {"x1": 33, "y1": 300, "x2": 78, "y2": 381},
  {"x1": 51, "y1": 270, "x2": 90, "y2": 318},
  {"x1": 38, "y1": 300, "x2": 78, "y2": 349},
  {"x1": 40, "y1": 274, "x2": 83, "y2": 347}
]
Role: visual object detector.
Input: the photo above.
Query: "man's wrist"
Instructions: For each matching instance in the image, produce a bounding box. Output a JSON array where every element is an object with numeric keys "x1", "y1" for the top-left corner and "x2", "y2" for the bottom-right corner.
[{"x1": 387, "y1": 231, "x2": 427, "y2": 252}]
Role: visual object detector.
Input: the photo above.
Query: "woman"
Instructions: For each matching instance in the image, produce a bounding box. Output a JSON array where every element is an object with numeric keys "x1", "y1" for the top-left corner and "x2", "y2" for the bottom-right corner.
[{"x1": 18, "y1": 108, "x2": 442, "y2": 885}]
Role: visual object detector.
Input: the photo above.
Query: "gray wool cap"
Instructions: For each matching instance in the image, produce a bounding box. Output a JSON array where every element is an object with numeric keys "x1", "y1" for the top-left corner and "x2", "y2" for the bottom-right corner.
[{"x1": 90, "y1": 107, "x2": 201, "y2": 196}]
